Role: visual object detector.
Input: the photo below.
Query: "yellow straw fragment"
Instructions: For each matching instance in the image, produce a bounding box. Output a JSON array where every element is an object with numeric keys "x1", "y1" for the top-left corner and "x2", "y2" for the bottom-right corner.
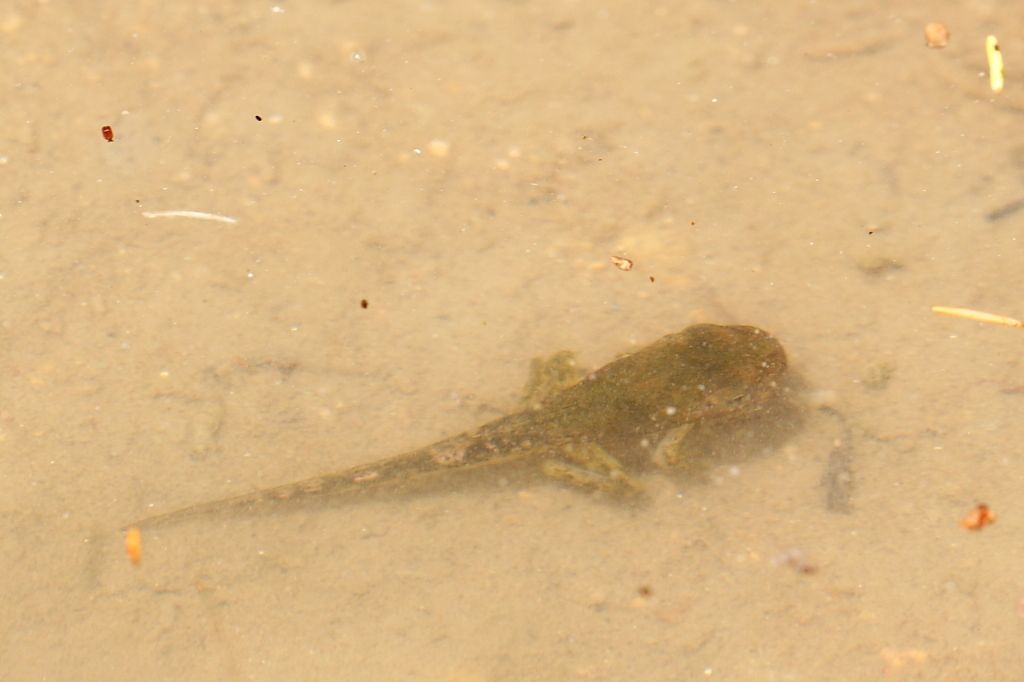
[
  {"x1": 931, "y1": 306, "x2": 1023, "y2": 328},
  {"x1": 987, "y1": 35, "x2": 1004, "y2": 93}
]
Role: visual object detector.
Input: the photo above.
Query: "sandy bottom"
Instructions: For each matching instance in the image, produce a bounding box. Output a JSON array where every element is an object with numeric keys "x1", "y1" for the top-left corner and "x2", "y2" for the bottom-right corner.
[{"x1": 2, "y1": 2, "x2": 1024, "y2": 680}]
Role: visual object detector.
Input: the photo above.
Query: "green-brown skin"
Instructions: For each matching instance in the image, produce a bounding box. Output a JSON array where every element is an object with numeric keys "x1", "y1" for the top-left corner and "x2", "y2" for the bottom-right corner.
[{"x1": 130, "y1": 324, "x2": 787, "y2": 529}]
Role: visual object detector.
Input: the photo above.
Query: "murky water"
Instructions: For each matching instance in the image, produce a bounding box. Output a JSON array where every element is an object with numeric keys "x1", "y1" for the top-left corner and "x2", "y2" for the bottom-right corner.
[{"x1": 2, "y1": 2, "x2": 1023, "y2": 680}]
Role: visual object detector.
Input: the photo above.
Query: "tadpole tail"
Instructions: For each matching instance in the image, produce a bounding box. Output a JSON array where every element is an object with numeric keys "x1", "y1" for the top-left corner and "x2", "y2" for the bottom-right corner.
[
  {"x1": 125, "y1": 424, "x2": 530, "y2": 531},
  {"x1": 125, "y1": 446, "x2": 450, "y2": 530}
]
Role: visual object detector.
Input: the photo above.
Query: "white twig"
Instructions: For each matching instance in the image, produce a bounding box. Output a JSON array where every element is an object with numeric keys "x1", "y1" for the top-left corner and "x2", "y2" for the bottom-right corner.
[{"x1": 141, "y1": 210, "x2": 238, "y2": 224}]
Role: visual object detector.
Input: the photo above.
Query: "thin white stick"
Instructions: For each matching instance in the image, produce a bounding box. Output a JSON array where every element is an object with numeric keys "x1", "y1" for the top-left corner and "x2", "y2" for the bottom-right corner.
[{"x1": 141, "y1": 210, "x2": 238, "y2": 224}]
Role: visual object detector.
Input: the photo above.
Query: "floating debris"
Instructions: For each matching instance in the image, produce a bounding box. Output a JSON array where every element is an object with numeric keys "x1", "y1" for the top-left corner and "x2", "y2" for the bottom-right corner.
[
  {"x1": 610, "y1": 255, "x2": 633, "y2": 271},
  {"x1": 141, "y1": 210, "x2": 238, "y2": 224},
  {"x1": 124, "y1": 526, "x2": 142, "y2": 565},
  {"x1": 924, "y1": 23, "x2": 949, "y2": 48},
  {"x1": 961, "y1": 503, "x2": 996, "y2": 530},
  {"x1": 931, "y1": 306, "x2": 1023, "y2": 328},
  {"x1": 987, "y1": 35, "x2": 1004, "y2": 93}
]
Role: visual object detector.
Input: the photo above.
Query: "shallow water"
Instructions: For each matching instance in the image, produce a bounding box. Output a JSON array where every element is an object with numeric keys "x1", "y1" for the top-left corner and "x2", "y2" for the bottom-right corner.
[{"x1": 2, "y1": 2, "x2": 1023, "y2": 680}]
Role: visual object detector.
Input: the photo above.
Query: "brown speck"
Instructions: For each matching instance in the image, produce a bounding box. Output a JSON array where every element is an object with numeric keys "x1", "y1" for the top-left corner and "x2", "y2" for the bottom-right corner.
[
  {"x1": 637, "y1": 585, "x2": 652, "y2": 597},
  {"x1": 360, "y1": 299, "x2": 368, "y2": 309},
  {"x1": 255, "y1": 115, "x2": 263, "y2": 121},
  {"x1": 101, "y1": 125, "x2": 114, "y2": 142}
]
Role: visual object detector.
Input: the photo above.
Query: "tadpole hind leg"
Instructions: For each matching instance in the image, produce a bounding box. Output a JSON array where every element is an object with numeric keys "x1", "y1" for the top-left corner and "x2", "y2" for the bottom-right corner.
[{"x1": 541, "y1": 443, "x2": 645, "y2": 497}]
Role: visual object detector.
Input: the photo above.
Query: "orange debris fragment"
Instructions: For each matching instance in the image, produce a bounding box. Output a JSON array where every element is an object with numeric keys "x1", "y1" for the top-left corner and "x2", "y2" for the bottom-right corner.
[
  {"x1": 960, "y1": 503, "x2": 996, "y2": 530},
  {"x1": 125, "y1": 526, "x2": 142, "y2": 565}
]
